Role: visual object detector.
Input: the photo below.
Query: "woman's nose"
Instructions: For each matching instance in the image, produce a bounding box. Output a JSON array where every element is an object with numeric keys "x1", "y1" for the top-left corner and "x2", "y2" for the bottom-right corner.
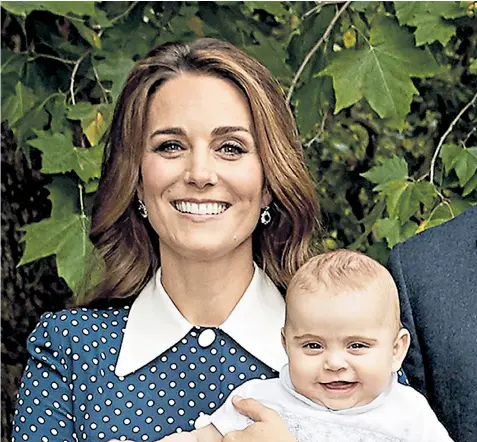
[
  {"x1": 323, "y1": 351, "x2": 348, "y2": 371},
  {"x1": 183, "y1": 148, "x2": 218, "y2": 188}
]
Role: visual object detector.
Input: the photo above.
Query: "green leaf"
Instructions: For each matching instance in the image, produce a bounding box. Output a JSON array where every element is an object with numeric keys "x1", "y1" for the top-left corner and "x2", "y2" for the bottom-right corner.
[
  {"x1": 73, "y1": 22, "x2": 102, "y2": 49},
  {"x1": 2, "y1": 1, "x2": 96, "y2": 17},
  {"x1": 94, "y1": 55, "x2": 135, "y2": 100},
  {"x1": 463, "y1": 173, "x2": 477, "y2": 197},
  {"x1": 19, "y1": 213, "x2": 93, "y2": 294},
  {"x1": 361, "y1": 155, "x2": 408, "y2": 185},
  {"x1": 375, "y1": 217, "x2": 400, "y2": 248},
  {"x1": 67, "y1": 102, "x2": 112, "y2": 146},
  {"x1": 46, "y1": 177, "x2": 79, "y2": 219},
  {"x1": 395, "y1": 2, "x2": 467, "y2": 46},
  {"x1": 245, "y1": 31, "x2": 292, "y2": 80},
  {"x1": 375, "y1": 217, "x2": 417, "y2": 248},
  {"x1": 440, "y1": 144, "x2": 477, "y2": 186},
  {"x1": 244, "y1": 1, "x2": 289, "y2": 18},
  {"x1": 377, "y1": 180, "x2": 436, "y2": 222},
  {"x1": 294, "y1": 75, "x2": 332, "y2": 137},
  {"x1": 470, "y1": 59, "x2": 477, "y2": 75},
  {"x1": 440, "y1": 143, "x2": 461, "y2": 173},
  {"x1": 319, "y1": 17, "x2": 438, "y2": 128},
  {"x1": 1, "y1": 50, "x2": 27, "y2": 76},
  {"x1": 1, "y1": 82, "x2": 37, "y2": 126},
  {"x1": 453, "y1": 148, "x2": 477, "y2": 187},
  {"x1": 28, "y1": 131, "x2": 103, "y2": 182}
]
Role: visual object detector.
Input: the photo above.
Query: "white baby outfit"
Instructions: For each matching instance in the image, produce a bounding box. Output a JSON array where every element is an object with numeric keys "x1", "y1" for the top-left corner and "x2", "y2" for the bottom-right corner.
[{"x1": 210, "y1": 365, "x2": 453, "y2": 442}]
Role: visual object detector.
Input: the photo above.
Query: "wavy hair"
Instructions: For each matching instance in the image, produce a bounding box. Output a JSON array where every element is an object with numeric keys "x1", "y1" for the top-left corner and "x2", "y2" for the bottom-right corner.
[{"x1": 84, "y1": 38, "x2": 321, "y2": 304}]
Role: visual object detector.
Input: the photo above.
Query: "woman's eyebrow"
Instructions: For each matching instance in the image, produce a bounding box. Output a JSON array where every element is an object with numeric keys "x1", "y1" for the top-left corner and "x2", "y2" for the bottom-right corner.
[
  {"x1": 149, "y1": 127, "x2": 185, "y2": 139},
  {"x1": 211, "y1": 126, "x2": 251, "y2": 136},
  {"x1": 150, "y1": 126, "x2": 251, "y2": 139}
]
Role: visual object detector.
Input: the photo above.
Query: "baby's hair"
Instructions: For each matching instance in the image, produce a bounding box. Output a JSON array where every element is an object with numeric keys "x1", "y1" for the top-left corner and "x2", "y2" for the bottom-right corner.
[{"x1": 286, "y1": 249, "x2": 401, "y2": 332}]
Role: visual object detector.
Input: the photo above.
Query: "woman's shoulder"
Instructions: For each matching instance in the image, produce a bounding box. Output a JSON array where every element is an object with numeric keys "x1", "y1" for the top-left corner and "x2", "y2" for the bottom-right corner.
[
  {"x1": 28, "y1": 305, "x2": 131, "y2": 349},
  {"x1": 36, "y1": 305, "x2": 130, "y2": 327}
]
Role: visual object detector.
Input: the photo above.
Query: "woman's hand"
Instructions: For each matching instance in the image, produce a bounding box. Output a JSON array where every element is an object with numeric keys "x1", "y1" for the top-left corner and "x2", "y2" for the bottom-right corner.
[{"x1": 223, "y1": 396, "x2": 296, "y2": 442}]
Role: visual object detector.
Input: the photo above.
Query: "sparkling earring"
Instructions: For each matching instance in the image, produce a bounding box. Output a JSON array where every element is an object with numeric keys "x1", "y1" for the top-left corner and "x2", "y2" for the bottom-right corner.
[
  {"x1": 138, "y1": 199, "x2": 148, "y2": 219},
  {"x1": 260, "y1": 206, "x2": 271, "y2": 226}
]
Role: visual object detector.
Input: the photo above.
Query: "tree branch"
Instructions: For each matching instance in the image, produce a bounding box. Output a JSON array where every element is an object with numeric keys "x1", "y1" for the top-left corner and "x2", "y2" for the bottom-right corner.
[
  {"x1": 429, "y1": 90, "x2": 477, "y2": 184},
  {"x1": 287, "y1": 0, "x2": 351, "y2": 103}
]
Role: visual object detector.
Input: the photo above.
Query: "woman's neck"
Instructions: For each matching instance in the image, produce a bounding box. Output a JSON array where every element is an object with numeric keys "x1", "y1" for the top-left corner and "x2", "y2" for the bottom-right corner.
[{"x1": 159, "y1": 246, "x2": 255, "y2": 327}]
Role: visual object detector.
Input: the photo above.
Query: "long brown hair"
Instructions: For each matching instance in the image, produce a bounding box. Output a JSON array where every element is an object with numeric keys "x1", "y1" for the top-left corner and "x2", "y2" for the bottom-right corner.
[{"x1": 85, "y1": 38, "x2": 321, "y2": 304}]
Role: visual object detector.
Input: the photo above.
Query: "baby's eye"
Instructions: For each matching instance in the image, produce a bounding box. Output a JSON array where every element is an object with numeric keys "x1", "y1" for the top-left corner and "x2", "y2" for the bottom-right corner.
[
  {"x1": 218, "y1": 142, "x2": 246, "y2": 157},
  {"x1": 349, "y1": 342, "x2": 368, "y2": 350},
  {"x1": 154, "y1": 141, "x2": 184, "y2": 153}
]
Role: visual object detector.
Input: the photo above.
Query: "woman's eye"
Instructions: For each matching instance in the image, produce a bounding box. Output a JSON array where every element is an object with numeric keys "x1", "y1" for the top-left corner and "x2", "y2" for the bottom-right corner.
[
  {"x1": 218, "y1": 142, "x2": 246, "y2": 156},
  {"x1": 155, "y1": 141, "x2": 184, "y2": 153},
  {"x1": 305, "y1": 343, "x2": 322, "y2": 350}
]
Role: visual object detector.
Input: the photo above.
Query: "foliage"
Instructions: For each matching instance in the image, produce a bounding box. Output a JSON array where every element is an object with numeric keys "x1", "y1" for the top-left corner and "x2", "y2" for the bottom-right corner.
[{"x1": 2, "y1": 1, "x2": 476, "y2": 294}]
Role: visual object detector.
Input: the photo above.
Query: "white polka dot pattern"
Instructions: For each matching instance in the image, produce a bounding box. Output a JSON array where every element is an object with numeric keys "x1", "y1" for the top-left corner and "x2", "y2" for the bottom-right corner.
[{"x1": 11, "y1": 308, "x2": 278, "y2": 441}]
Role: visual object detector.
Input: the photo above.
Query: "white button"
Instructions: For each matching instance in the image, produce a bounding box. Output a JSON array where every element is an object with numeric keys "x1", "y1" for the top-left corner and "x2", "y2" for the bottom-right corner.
[
  {"x1": 198, "y1": 329, "x2": 216, "y2": 348},
  {"x1": 194, "y1": 413, "x2": 211, "y2": 429}
]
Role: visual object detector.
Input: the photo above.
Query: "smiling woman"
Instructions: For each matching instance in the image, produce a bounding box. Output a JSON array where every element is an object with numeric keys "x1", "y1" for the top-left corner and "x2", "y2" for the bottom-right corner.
[{"x1": 11, "y1": 38, "x2": 320, "y2": 442}]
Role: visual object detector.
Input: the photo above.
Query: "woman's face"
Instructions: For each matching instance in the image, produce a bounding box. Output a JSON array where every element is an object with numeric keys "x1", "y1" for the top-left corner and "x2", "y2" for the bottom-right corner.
[{"x1": 139, "y1": 73, "x2": 270, "y2": 263}]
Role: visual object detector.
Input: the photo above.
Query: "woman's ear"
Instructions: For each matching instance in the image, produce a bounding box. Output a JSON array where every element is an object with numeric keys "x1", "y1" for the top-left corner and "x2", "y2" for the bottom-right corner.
[
  {"x1": 261, "y1": 186, "x2": 272, "y2": 208},
  {"x1": 391, "y1": 328, "x2": 411, "y2": 372},
  {"x1": 137, "y1": 180, "x2": 144, "y2": 201}
]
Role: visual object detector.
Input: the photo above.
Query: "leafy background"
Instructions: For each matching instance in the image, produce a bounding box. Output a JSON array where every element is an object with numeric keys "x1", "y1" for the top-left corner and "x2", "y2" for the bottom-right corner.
[{"x1": 1, "y1": 1, "x2": 476, "y2": 439}]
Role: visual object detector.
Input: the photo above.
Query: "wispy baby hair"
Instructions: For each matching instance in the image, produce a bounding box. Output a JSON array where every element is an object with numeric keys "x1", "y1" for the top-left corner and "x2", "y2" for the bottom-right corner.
[{"x1": 286, "y1": 249, "x2": 401, "y2": 329}]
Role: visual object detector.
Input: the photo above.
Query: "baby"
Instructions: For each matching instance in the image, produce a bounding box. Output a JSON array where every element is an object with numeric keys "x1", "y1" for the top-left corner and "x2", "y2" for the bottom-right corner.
[{"x1": 159, "y1": 250, "x2": 453, "y2": 441}]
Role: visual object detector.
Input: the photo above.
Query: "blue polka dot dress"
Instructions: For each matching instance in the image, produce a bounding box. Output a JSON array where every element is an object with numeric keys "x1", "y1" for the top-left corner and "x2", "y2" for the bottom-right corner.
[{"x1": 12, "y1": 266, "x2": 288, "y2": 441}]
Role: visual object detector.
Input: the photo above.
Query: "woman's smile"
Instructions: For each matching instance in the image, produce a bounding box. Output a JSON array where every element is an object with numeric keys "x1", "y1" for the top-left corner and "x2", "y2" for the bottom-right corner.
[{"x1": 172, "y1": 200, "x2": 231, "y2": 216}]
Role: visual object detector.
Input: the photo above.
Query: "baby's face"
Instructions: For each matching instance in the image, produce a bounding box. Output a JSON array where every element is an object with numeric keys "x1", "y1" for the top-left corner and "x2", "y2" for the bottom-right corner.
[{"x1": 282, "y1": 285, "x2": 407, "y2": 410}]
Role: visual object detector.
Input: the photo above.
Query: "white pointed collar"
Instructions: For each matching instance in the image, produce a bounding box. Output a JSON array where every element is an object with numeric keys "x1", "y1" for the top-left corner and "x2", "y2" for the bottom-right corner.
[{"x1": 115, "y1": 263, "x2": 287, "y2": 377}]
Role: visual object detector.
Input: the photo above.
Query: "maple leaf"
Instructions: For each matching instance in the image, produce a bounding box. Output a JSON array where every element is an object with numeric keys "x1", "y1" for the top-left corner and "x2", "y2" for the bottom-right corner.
[
  {"x1": 395, "y1": 2, "x2": 467, "y2": 46},
  {"x1": 18, "y1": 177, "x2": 100, "y2": 295},
  {"x1": 319, "y1": 17, "x2": 438, "y2": 128},
  {"x1": 28, "y1": 131, "x2": 103, "y2": 183},
  {"x1": 361, "y1": 155, "x2": 408, "y2": 185}
]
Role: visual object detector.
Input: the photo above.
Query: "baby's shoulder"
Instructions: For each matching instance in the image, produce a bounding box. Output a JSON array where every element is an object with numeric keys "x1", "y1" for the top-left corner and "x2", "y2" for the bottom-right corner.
[{"x1": 387, "y1": 381, "x2": 435, "y2": 417}]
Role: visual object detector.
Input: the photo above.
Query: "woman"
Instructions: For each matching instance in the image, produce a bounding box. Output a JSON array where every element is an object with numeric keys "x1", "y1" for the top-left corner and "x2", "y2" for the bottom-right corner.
[{"x1": 11, "y1": 38, "x2": 320, "y2": 442}]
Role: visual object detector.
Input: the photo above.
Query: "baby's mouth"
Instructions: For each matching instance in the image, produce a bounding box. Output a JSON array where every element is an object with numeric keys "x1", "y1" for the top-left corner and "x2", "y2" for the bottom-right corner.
[{"x1": 321, "y1": 381, "x2": 357, "y2": 391}]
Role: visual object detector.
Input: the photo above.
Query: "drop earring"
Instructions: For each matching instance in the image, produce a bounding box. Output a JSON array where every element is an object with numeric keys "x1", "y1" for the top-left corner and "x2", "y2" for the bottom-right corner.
[
  {"x1": 138, "y1": 199, "x2": 148, "y2": 219},
  {"x1": 260, "y1": 206, "x2": 271, "y2": 226}
]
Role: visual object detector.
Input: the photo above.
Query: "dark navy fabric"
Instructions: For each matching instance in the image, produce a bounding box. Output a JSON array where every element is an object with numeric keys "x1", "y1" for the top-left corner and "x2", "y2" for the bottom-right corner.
[
  {"x1": 11, "y1": 307, "x2": 277, "y2": 441},
  {"x1": 388, "y1": 205, "x2": 477, "y2": 442}
]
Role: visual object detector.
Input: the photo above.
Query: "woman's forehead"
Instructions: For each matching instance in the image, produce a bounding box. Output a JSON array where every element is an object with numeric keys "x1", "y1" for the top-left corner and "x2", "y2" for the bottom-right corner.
[{"x1": 146, "y1": 73, "x2": 253, "y2": 132}]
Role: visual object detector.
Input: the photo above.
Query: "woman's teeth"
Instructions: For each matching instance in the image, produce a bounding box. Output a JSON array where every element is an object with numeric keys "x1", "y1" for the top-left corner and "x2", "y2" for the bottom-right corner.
[{"x1": 174, "y1": 201, "x2": 228, "y2": 215}]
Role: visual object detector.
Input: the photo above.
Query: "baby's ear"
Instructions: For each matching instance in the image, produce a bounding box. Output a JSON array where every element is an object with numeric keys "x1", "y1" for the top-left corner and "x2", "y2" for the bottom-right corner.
[
  {"x1": 281, "y1": 327, "x2": 287, "y2": 350},
  {"x1": 391, "y1": 328, "x2": 411, "y2": 372}
]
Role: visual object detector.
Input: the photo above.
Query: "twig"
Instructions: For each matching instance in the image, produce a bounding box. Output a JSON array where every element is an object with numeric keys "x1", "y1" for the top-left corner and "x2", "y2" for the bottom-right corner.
[
  {"x1": 306, "y1": 111, "x2": 328, "y2": 148},
  {"x1": 287, "y1": 0, "x2": 351, "y2": 103},
  {"x1": 462, "y1": 126, "x2": 476, "y2": 147},
  {"x1": 429, "y1": 90, "x2": 477, "y2": 184},
  {"x1": 78, "y1": 183, "x2": 86, "y2": 217},
  {"x1": 28, "y1": 53, "x2": 77, "y2": 65},
  {"x1": 92, "y1": 64, "x2": 110, "y2": 102},
  {"x1": 70, "y1": 52, "x2": 89, "y2": 105},
  {"x1": 110, "y1": 1, "x2": 139, "y2": 24},
  {"x1": 302, "y1": 0, "x2": 348, "y2": 19}
]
